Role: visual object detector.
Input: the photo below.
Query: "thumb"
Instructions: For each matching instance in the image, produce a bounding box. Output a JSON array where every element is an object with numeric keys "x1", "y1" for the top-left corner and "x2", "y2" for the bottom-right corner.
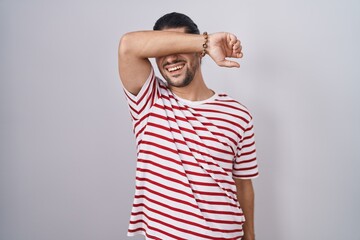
[{"x1": 217, "y1": 59, "x2": 240, "y2": 68}]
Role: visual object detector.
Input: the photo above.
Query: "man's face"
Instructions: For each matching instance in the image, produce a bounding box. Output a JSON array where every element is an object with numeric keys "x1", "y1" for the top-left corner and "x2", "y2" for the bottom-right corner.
[{"x1": 156, "y1": 27, "x2": 200, "y2": 88}]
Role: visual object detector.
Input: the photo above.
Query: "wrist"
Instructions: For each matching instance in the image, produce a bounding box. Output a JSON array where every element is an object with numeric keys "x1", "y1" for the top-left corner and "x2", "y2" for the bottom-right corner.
[{"x1": 201, "y1": 32, "x2": 208, "y2": 57}]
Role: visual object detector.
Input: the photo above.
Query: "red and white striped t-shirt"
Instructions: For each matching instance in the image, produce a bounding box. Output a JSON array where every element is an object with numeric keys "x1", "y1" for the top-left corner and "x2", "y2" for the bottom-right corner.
[{"x1": 123, "y1": 68, "x2": 259, "y2": 240}]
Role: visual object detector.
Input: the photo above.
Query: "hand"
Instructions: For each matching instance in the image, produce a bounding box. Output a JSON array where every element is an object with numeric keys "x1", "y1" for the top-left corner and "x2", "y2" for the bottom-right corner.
[{"x1": 207, "y1": 32, "x2": 243, "y2": 68}]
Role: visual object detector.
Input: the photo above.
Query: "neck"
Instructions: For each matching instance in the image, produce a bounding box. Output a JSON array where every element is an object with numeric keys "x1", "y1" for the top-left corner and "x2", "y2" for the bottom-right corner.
[{"x1": 169, "y1": 69, "x2": 214, "y2": 101}]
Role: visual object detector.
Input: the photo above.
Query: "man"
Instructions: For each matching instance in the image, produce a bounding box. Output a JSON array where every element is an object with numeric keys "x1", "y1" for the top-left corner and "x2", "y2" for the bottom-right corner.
[{"x1": 118, "y1": 12, "x2": 258, "y2": 240}]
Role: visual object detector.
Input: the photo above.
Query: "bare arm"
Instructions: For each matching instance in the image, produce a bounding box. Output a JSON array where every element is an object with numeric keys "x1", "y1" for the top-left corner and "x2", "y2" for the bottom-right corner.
[
  {"x1": 234, "y1": 178, "x2": 255, "y2": 240},
  {"x1": 118, "y1": 31, "x2": 243, "y2": 95}
]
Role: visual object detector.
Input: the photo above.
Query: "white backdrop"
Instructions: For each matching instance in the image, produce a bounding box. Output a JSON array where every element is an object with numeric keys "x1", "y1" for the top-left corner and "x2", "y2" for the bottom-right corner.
[{"x1": 1, "y1": 0, "x2": 359, "y2": 240}]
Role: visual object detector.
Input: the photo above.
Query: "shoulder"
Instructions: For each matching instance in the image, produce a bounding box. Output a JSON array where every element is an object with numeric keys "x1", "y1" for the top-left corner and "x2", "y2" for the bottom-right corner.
[{"x1": 214, "y1": 93, "x2": 253, "y2": 123}]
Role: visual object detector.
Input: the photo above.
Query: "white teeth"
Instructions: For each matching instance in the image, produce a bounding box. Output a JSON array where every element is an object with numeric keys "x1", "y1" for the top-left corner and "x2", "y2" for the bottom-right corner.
[{"x1": 168, "y1": 65, "x2": 184, "y2": 72}]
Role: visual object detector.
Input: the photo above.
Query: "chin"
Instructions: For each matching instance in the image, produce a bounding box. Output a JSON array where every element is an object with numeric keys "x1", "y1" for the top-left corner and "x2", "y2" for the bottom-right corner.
[
  {"x1": 165, "y1": 71, "x2": 194, "y2": 88},
  {"x1": 167, "y1": 77, "x2": 193, "y2": 88}
]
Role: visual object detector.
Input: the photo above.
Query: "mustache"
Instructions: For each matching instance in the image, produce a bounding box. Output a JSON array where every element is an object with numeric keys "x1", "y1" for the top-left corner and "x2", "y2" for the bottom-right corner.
[{"x1": 163, "y1": 60, "x2": 186, "y2": 68}]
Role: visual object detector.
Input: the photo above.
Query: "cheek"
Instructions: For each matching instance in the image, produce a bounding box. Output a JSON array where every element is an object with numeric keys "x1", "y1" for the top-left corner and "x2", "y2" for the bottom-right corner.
[
  {"x1": 189, "y1": 57, "x2": 200, "y2": 69},
  {"x1": 155, "y1": 58, "x2": 162, "y2": 67}
]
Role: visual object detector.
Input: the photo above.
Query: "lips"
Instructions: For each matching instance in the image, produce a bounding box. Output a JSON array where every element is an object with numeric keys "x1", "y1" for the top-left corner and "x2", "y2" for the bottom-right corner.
[
  {"x1": 164, "y1": 60, "x2": 186, "y2": 74},
  {"x1": 167, "y1": 64, "x2": 184, "y2": 72}
]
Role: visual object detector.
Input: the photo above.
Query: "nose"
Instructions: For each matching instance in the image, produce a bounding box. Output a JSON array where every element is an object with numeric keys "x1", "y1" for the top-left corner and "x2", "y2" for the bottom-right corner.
[{"x1": 164, "y1": 54, "x2": 179, "y2": 64}]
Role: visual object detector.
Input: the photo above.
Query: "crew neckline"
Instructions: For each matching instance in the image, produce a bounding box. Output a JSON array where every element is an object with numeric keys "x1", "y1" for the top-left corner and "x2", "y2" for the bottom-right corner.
[{"x1": 173, "y1": 91, "x2": 218, "y2": 106}]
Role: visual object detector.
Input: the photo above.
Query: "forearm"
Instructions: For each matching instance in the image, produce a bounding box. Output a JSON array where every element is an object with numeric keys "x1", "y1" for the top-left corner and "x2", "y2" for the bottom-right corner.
[
  {"x1": 119, "y1": 31, "x2": 204, "y2": 59},
  {"x1": 117, "y1": 30, "x2": 242, "y2": 94},
  {"x1": 234, "y1": 179, "x2": 255, "y2": 240}
]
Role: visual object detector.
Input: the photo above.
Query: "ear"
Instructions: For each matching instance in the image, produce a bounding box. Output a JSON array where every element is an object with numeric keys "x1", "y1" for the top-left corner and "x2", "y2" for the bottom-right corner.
[{"x1": 198, "y1": 53, "x2": 203, "y2": 65}]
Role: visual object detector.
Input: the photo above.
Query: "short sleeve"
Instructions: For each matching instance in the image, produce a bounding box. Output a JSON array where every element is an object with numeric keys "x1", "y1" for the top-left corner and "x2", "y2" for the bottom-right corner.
[
  {"x1": 122, "y1": 67, "x2": 159, "y2": 121},
  {"x1": 233, "y1": 119, "x2": 259, "y2": 179}
]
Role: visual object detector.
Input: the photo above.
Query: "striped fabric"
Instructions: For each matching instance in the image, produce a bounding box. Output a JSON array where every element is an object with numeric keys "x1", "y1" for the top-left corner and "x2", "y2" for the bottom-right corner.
[{"x1": 123, "y1": 67, "x2": 259, "y2": 240}]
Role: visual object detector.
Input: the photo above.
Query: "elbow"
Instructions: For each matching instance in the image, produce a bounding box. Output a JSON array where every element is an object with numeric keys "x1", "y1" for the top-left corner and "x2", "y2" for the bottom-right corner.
[{"x1": 118, "y1": 32, "x2": 135, "y2": 57}]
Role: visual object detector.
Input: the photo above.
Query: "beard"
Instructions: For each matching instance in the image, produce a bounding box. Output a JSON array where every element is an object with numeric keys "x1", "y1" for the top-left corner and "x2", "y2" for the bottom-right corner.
[
  {"x1": 164, "y1": 68, "x2": 194, "y2": 88},
  {"x1": 161, "y1": 59, "x2": 199, "y2": 88}
]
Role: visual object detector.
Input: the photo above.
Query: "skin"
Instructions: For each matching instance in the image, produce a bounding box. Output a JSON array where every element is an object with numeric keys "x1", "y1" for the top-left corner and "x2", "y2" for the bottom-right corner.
[
  {"x1": 235, "y1": 178, "x2": 256, "y2": 240},
  {"x1": 118, "y1": 27, "x2": 255, "y2": 240},
  {"x1": 154, "y1": 28, "x2": 210, "y2": 100}
]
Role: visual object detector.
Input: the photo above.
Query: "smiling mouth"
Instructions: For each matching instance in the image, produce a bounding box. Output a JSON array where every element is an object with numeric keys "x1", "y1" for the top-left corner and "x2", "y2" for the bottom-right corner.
[{"x1": 167, "y1": 64, "x2": 185, "y2": 73}]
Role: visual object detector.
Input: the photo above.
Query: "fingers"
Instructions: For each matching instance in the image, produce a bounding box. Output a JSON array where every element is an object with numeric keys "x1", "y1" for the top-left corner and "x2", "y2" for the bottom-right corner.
[
  {"x1": 233, "y1": 40, "x2": 242, "y2": 52},
  {"x1": 218, "y1": 34, "x2": 242, "y2": 67},
  {"x1": 233, "y1": 40, "x2": 243, "y2": 56},
  {"x1": 229, "y1": 35, "x2": 238, "y2": 47},
  {"x1": 229, "y1": 35, "x2": 243, "y2": 58},
  {"x1": 217, "y1": 59, "x2": 240, "y2": 68},
  {"x1": 208, "y1": 32, "x2": 242, "y2": 68}
]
